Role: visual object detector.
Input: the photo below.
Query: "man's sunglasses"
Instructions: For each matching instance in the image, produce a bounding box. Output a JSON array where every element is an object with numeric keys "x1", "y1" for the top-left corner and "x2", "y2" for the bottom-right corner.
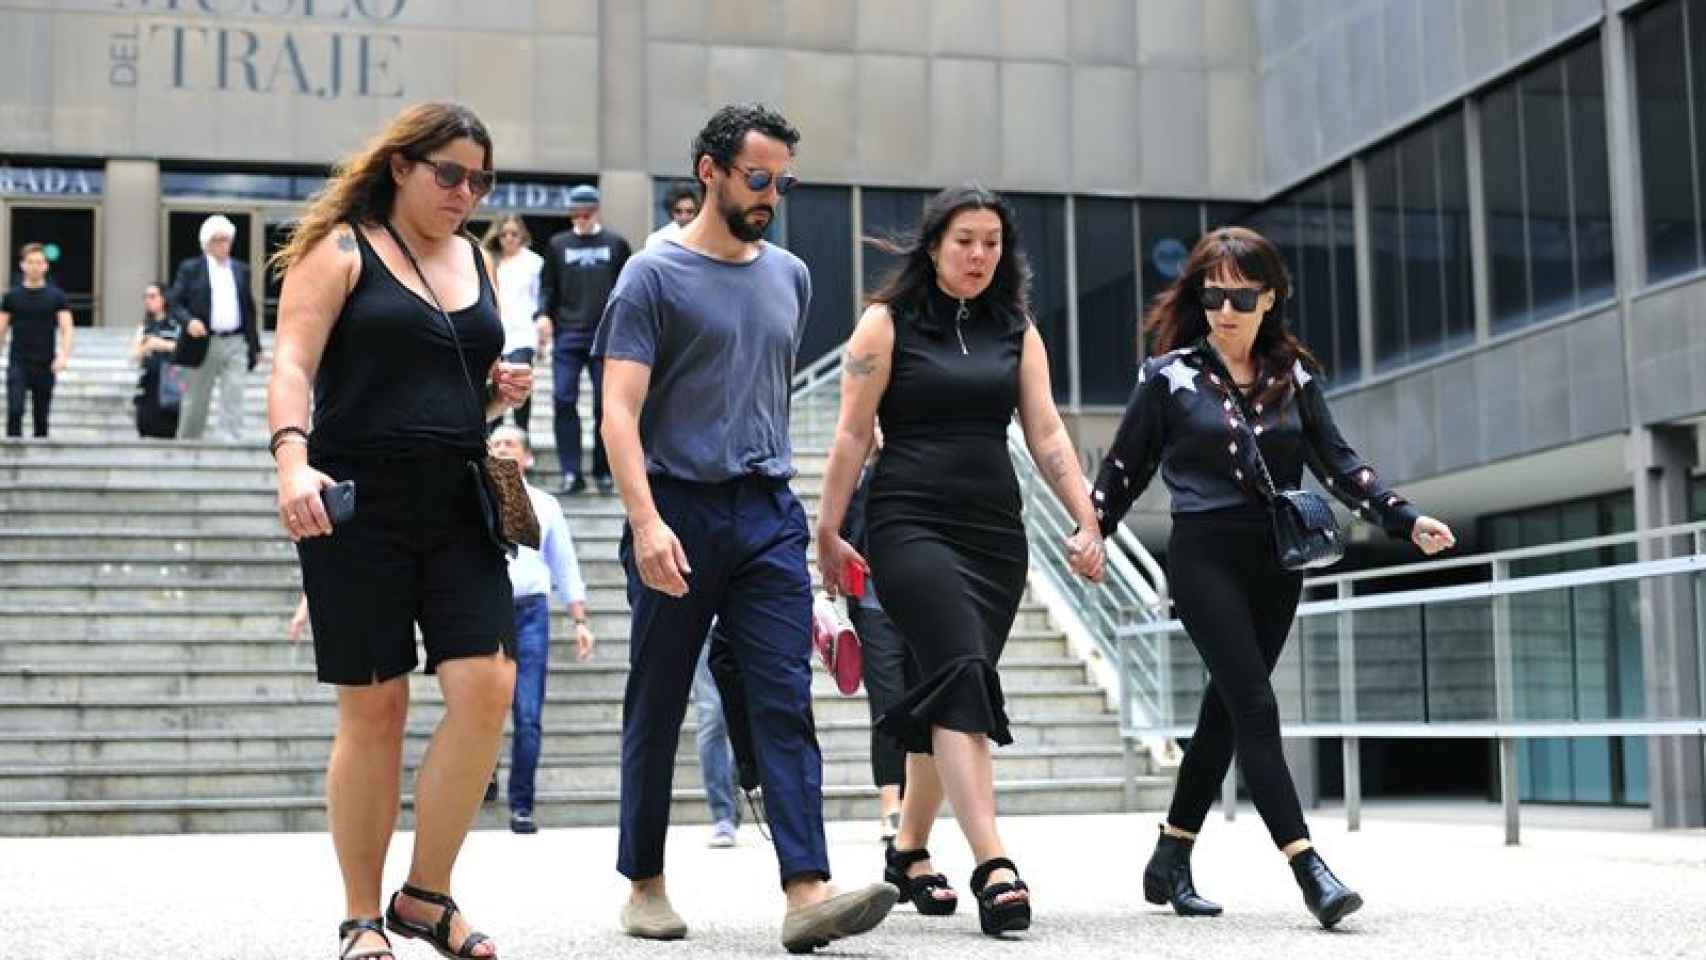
[
  {"x1": 413, "y1": 156, "x2": 496, "y2": 197},
  {"x1": 1199, "y1": 285, "x2": 1263, "y2": 312},
  {"x1": 733, "y1": 165, "x2": 798, "y2": 195}
]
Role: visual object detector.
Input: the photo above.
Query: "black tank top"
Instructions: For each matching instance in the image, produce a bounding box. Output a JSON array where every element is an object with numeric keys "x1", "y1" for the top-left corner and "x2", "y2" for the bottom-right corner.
[
  {"x1": 870, "y1": 285, "x2": 1026, "y2": 527},
  {"x1": 310, "y1": 226, "x2": 502, "y2": 461}
]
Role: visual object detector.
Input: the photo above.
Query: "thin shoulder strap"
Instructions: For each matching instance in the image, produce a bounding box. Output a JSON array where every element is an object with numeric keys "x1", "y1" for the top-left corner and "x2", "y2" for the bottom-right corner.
[{"x1": 379, "y1": 221, "x2": 485, "y2": 434}]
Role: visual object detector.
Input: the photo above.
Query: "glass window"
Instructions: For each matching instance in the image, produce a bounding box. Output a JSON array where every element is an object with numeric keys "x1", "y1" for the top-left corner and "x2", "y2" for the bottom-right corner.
[
  {"x1": 1632, "y1": 0, "x2": 1706, "y2": 282},
  {"x1": 1239, "y1": 167, "x2": 1362, "y2": 385},
  {"x1": 1482, "y1": 85, "x2": 1530, "y2": 325},
  {"x1": 860, "y1": 187, "x2": 934, "y2": 296},
  {"x1": 1137, "y1": 201, "x2": 1204, "y2": 307},
  {"x1": 1523, "y1": 59, "x2": 1574, "y2": 320},
  {"x1": 1367, "y1": 109, "x2": 1472, "y2": 370},
  {"x1": 1481, "y1": 39, "x2": 1617, "y2": 331},
  {"x1": 1075, "y1": 197, "x2": 1139, "y2": 405},
  {"x1": 780, "y1": 186, "x2": 854, "y2": 367},
  {"x1": 1478, "y1": 491, "x2": 1645, "y2": 806},
  {"x1": 1007, "y1": 194, "x2": 1071, "y2": 401},
  {"x1": 1568, "y1": 42, "x2": 1616, "y2": 303}
]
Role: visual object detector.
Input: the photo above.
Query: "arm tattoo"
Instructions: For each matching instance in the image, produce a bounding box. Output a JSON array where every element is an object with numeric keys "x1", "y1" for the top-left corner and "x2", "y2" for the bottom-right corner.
[
  {"x1": 335, "y1": 230, "x2": 356, "y2": 253},
  {"x1": 845, "y1": 350, "x2": 880, "y2": 378},
  {"x1": 1041, "y1": 449, "x2": 1074, "y2": 485}
]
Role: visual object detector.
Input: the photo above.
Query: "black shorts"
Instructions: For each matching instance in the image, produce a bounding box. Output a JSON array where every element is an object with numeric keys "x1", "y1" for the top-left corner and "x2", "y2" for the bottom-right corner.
[{"x1": 297, "y1": 449, "x2": 515, "y2": 685}]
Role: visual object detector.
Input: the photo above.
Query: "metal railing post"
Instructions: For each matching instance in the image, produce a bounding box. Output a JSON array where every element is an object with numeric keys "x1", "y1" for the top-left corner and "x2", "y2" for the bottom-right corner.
[
  {"x1": 1116, "y1": 626, "x2": 1137, "y2": 811},
  {"x1": 1491, "y1": 559, "x2": 1521, "y2": 845},
  {"x1": 1337, "y1": 581, "x2": 1361, "y2": 831}
]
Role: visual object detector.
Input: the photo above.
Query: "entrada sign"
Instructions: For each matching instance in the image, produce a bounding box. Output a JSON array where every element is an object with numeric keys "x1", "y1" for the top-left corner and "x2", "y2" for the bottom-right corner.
[
  {"x1": 108, "y1": 0, "x2": 409, "y2": 100},
  {"x1": 0, "y1": 167, "x2": 105, "y2": 198}
]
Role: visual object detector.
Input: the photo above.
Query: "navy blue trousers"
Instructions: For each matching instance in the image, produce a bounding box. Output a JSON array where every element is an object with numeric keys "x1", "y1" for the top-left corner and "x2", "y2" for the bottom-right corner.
[{"x1": 616, "y1": 475, "x2": 828, "y2": 885}]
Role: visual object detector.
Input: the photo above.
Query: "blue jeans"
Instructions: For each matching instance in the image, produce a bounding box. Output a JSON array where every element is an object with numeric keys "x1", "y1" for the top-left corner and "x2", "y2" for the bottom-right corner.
[
  {"x1": 694, "y1": 639, "x2": 739, "y2": 826},
  {"x1": 508, "y1": 594, "x2": 551, "y2": 814}
]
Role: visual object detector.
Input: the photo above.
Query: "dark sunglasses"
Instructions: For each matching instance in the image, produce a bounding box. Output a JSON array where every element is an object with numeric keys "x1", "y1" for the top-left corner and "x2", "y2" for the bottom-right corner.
[
  {"x1": 413, "y1": 156, "x2": 496, "y2": 197},
  {"x1": 1199, "y1": 285, "x2": 1263, "y2": 312},
  {"x1": 733, "y1": 165, "x2": 798, "y2": 195}
]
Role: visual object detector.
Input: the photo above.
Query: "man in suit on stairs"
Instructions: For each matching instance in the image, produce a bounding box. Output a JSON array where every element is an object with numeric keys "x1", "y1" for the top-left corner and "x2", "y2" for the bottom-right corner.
[{"x1": 171, "y1": 214, "x2": 259, "y2": 442}]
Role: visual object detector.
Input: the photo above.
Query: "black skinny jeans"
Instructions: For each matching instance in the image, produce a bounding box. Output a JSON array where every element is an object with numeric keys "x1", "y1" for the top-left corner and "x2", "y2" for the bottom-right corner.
[{"x1": 1166, "y1": 507, "x2": 1309, "y2": 848}]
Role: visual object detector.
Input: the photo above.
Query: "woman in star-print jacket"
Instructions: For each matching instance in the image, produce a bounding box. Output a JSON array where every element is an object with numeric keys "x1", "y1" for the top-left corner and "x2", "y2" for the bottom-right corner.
[{"x1": 1094, "y1": 226, "x2": 1456, "y2": 929}]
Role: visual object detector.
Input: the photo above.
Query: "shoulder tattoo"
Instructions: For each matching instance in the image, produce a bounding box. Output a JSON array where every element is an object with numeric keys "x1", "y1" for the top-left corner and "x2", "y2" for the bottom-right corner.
[{"x1": 335, "y1": 228, "x2": 356, "y2": 253}]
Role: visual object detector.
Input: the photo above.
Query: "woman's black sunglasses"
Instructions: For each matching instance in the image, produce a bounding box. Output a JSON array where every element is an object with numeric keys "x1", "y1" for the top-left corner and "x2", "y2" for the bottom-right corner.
[
  {"x1": 734, "y1": 165, "x2": 799, "y2": 195},
  {"x1": 1199, "y1": 286, "x2": 1263, "y2": 312},
  {"x1": 414, "y1": 156, "x2": 496, "y2": 197}
]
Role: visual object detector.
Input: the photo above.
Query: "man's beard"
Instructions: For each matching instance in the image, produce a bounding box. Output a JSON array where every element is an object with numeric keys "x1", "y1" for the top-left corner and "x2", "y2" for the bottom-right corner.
[{"x1": 721, "y1": 198, "x2": 774, "y2": 242}]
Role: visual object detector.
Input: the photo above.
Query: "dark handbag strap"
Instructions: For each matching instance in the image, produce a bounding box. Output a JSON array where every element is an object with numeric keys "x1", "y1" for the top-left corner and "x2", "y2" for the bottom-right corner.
[{"x1": 378, "y1": 220, "x2": 488, "y2": 435}]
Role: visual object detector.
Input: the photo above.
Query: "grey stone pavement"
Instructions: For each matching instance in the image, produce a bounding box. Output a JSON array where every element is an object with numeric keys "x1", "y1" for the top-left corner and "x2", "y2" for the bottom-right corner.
[{"x1": 6, "y1": 805, "x2": 1705, "y2": 959}]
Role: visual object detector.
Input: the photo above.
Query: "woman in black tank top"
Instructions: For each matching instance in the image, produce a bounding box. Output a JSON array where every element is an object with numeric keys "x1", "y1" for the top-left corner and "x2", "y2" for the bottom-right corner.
[{"x1": 266, "y1": 103, "x2": 531, "y2": 960}]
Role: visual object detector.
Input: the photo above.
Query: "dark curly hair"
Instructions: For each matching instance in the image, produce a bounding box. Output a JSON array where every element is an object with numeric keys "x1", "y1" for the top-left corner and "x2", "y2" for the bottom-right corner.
[
  {"x1": 864, "y1": 184, "x2": 1031, "y2": 339},
  {"x1": 691, "y1": 103, "x2": 800, "y2": 186},
  {"x1": 662, "y1": 181, "x2": 700, "y2": 212}
]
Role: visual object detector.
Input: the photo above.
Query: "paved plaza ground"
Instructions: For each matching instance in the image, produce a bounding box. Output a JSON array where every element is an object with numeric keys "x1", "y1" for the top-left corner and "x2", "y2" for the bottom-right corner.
[{"x1": 6, "y1": 804, "x2": 1704, "y2": 959}]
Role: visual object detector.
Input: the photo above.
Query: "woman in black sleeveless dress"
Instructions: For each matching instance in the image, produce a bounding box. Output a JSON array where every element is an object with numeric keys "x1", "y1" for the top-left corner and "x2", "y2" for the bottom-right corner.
[
  {"x1": 816, "y1": 186, "x2": 1104, "y2": 938},
  {"x1": 268, "y1": 103, "x2": 531, "y2": 960}
]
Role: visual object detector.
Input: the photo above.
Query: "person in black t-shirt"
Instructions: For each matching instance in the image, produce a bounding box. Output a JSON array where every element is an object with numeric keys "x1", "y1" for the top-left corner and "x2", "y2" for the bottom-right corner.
[
  {"x1": 536, "y1": 184, "x2": 631, "y2": 495},
  {"x1": 0, "y1": 242, "x2": 75, "y2": 438}
]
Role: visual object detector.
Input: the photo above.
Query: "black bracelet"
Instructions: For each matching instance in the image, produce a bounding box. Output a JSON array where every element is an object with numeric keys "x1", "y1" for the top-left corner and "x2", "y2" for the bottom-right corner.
[{"x1": 269, "y1": 426, "x2": 309, "y2": 457}]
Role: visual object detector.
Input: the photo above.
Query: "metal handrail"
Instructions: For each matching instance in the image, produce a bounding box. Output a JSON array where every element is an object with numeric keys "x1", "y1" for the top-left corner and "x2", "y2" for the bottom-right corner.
[
  {"x1": 1303, "y1": 520, "x2": 1706, "y2": 592},
  {"x1": 1112, "y1": 533, "x2": 1706, "y2": 843},
  {"x1": 1123, "y1": 553, "x2": 1706, "y2": 639}
]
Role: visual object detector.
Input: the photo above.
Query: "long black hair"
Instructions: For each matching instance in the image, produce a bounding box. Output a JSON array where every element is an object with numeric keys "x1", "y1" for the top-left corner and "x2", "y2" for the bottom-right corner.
[{"x1": 864, "y1": 184, "x2": 1031, "y2": 338}]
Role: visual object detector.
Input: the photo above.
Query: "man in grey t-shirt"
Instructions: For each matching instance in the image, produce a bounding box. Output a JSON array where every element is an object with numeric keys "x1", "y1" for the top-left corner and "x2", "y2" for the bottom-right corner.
[{"x1": 595, "y1": 104, "x2": 897, "y2": 952}]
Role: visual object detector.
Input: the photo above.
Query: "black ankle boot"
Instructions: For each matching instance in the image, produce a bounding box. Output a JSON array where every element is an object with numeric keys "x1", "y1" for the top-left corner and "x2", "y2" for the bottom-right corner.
[
  {"x1": 1288, "y1": 847, "x2": 1363, "y2": 929},
  {"x1": 1142, "y1": 825, "x2": 1223, "y2": 917}
]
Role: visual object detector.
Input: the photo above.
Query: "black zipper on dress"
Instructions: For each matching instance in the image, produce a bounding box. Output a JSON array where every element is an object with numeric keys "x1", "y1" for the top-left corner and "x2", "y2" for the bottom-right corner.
[{"x1": 954, "y1": 299, "x2": 969, "y2": 355}]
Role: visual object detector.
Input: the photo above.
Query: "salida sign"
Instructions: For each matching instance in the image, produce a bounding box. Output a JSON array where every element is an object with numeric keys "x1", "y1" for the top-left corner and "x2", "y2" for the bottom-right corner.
[{"x1": 107, "y1": 1, "x2": 408, "y2": 100}]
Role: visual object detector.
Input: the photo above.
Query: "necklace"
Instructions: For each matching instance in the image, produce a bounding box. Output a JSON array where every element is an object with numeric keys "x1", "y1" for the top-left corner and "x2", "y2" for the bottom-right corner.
[{"x1": 953, "y1": 299, "x2": 970, "y2": 355}]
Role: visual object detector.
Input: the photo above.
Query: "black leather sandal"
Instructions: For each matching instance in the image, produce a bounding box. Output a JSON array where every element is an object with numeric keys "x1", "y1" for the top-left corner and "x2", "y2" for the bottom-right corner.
[
  {"x1": 337, "y1": 917, "x2": 395, "y2": 960},
  {"x1": 883, "y1": 842, "x2": 958, "y2": 916},
  {"x1": 384, "y1": 884, "x2": 496, "y2": 959},
  {"x1": 970, "y1": 857, "x2": 1031, "y2": 936}
]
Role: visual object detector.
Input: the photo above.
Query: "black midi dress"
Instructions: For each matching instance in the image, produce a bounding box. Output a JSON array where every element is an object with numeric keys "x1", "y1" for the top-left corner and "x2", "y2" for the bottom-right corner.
[{"x1": 866, "y1": 285, "x2": 1029, "y2": 754}]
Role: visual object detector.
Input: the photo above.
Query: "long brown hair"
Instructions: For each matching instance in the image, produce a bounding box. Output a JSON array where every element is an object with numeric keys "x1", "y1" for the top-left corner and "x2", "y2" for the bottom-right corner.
[
  {"x1": 480, "y1": 214, "x2": 532, "y2": 257},
  {"x1": 1143, "y1": 225, "x2": 1319, "y2": 407},
  {"x1": 270, "y1": 101, "x2": 493, "y2": 275}
]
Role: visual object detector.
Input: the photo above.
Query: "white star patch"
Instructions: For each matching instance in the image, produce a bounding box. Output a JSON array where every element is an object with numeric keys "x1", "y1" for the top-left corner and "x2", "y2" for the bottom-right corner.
[
  {"x1": 1160, "y1": 358, "x2": 1199, "y2": 394},
  {"x1": 1137, "y1": 364, "x2": 1147, "y2": 384},
  {"x1": 1292, "y1": 359, "x2": 1313, "y2": 387}
]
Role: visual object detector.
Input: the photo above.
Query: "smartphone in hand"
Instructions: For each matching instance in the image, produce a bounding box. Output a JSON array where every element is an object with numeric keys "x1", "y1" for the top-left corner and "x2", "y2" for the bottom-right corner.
[{"x1": 320, "y1": 480, "x2": 357, "y2": 526}]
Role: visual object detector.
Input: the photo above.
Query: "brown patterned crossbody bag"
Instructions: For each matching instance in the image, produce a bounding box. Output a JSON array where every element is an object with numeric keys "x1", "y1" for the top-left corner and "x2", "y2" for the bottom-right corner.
[{"x1": 381, "y1": 221, "x2": 541, "y2": 553}]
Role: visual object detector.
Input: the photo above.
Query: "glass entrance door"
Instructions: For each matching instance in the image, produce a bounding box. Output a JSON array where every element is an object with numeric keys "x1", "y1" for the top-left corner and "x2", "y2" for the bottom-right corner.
[{"x1": 6, "y1": 205, "x2": 99, "y2": 326}]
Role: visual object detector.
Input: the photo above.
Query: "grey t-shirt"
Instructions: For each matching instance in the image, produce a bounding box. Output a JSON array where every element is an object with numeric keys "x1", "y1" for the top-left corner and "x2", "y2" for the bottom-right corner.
[{"x1": 593, "y1": 239, "x2": 811, "y2": 483}]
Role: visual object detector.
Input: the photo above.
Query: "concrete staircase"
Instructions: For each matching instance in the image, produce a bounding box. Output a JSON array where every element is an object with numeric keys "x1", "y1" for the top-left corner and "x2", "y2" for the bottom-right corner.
[{"x1": 0, "y1": 330, "x2": 1165, "y2": 836}]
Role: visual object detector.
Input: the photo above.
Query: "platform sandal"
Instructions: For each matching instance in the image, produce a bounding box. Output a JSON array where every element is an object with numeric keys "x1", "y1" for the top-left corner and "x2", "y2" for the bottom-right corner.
[
  {"x1": 883, "y1": 842, "x2": 958, "y2": 916},
  {"x1": 970, "y1": 857, "x2": 1031, "y2": 936},
  {"x1": 337, "y1": 918, "x2": 394, "y2": 960},
  {"x1": 384, "y1": 884, "x2": 496, "y2": 959}
]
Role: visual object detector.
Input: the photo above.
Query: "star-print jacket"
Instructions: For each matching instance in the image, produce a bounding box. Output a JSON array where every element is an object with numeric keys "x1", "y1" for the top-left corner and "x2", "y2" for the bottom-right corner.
[{"x1": 1091, "y1": 340, "x2": 1421, "y2": 541}]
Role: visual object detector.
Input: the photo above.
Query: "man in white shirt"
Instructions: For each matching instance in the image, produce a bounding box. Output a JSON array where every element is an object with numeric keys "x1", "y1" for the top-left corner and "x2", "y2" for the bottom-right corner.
[
  {"x1": 489, "y1": 425, "x2": 595, "y2": 834},
  {"x1": 644, "y1": 182, "x2": 700, "y2": 250},
  {"x1": 170, "y1": 214, "x2": 258, "y2": 441}
]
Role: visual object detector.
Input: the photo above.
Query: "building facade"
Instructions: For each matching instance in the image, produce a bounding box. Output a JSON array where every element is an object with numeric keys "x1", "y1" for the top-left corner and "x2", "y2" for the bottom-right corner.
[{"x1": 2, "y1": 0, "x2": 1701, "y2": 823}]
